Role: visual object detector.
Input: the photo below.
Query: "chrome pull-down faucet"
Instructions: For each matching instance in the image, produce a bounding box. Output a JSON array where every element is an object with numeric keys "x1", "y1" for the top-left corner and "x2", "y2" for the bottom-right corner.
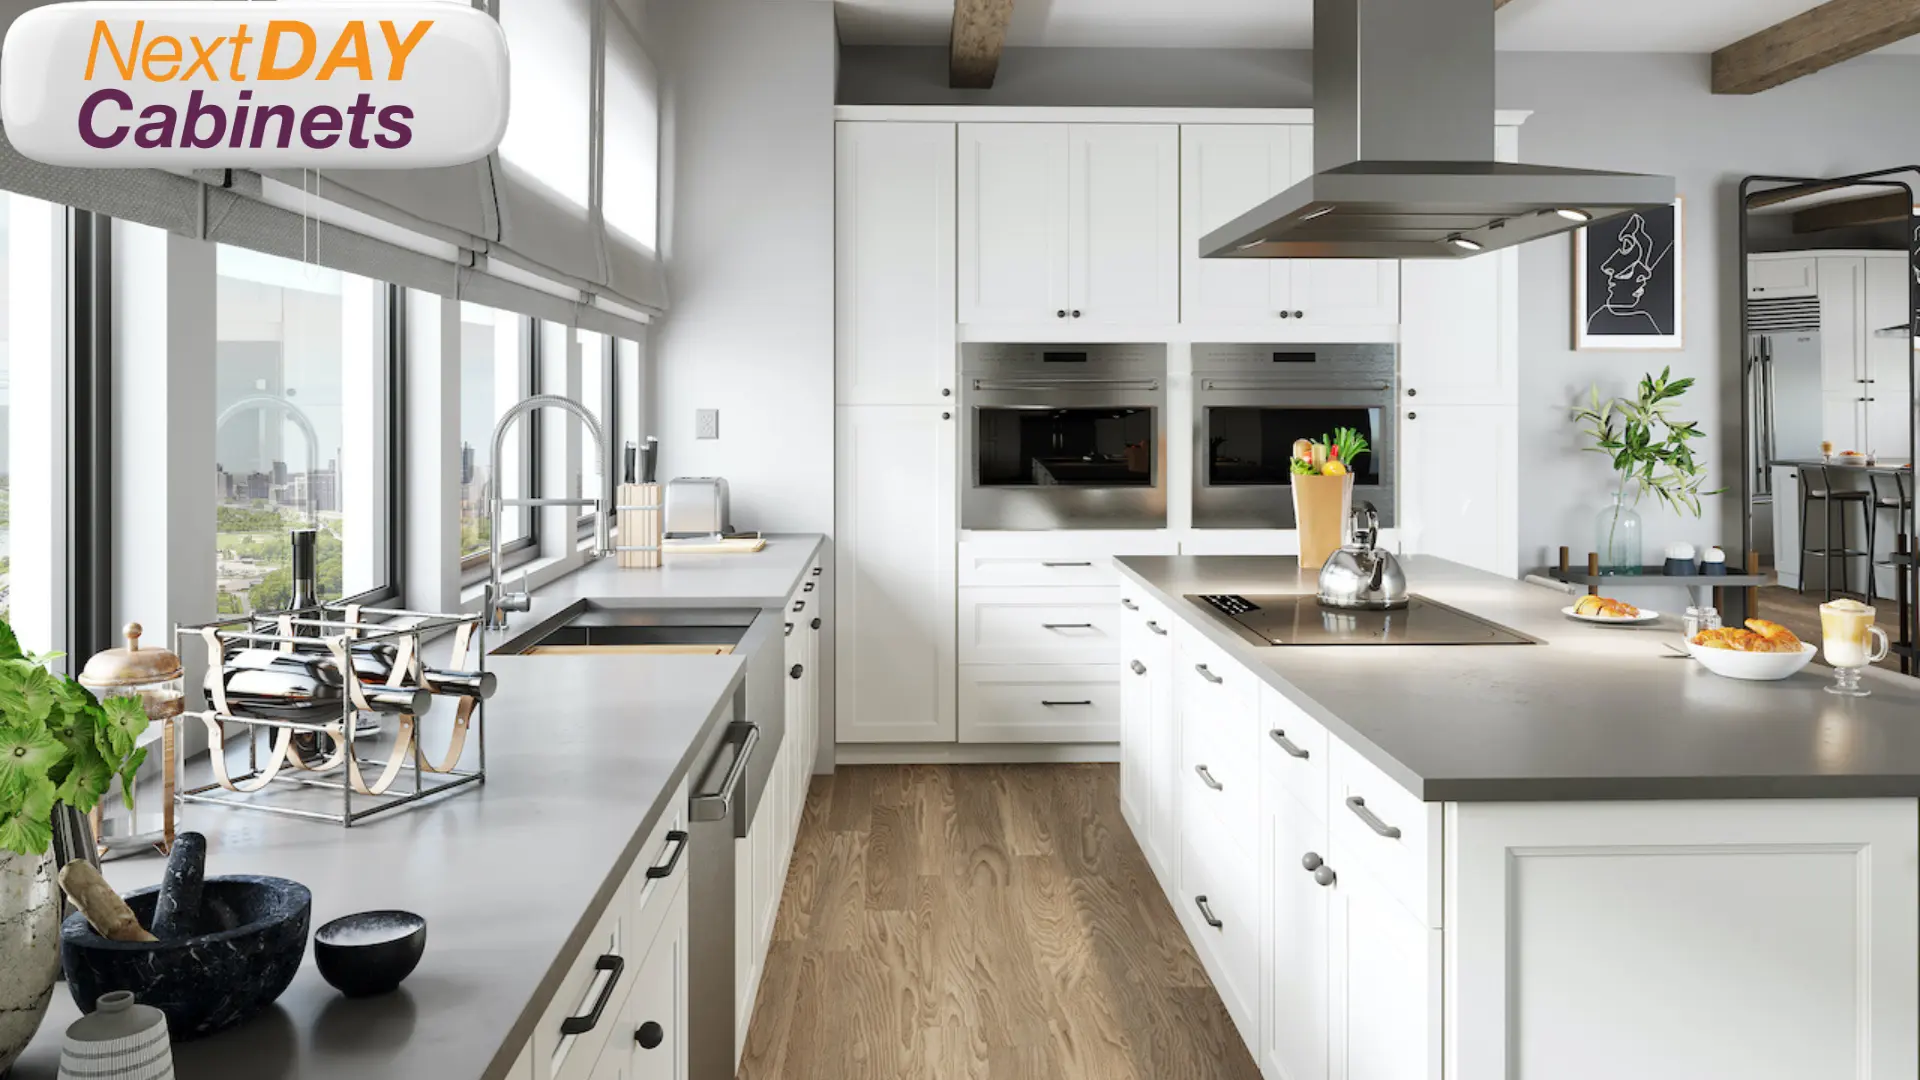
[{"x1": 486, "y1": 394, "x2": 611, "y2": 630}]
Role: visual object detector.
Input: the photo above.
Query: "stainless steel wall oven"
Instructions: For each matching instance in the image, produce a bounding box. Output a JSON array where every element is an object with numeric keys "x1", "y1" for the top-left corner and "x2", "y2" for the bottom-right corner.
[
  {"x1": 1192, "y1": 343, "x2": 1396, "y2": 529},
  {"x1": 961, "y1": 343, "x2": 1168, "y2": 530}
]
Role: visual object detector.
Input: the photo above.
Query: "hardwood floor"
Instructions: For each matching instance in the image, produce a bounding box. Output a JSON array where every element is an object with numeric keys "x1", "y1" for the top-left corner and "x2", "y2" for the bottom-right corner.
[{"x1": 737, "y1": 764, "x2": 1261, "y2": 1080}]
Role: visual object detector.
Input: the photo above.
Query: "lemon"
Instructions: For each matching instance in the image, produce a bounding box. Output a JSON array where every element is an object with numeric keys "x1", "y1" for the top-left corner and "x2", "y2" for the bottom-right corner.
[{"x1": 1322, "y1": 461, "x2": 1348, "y2": 476}]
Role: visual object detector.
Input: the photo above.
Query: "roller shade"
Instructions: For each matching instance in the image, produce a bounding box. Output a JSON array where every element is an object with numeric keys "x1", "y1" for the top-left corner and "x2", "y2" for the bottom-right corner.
[{"x1": 0, "y1": 0, "x2": 668, "y2": 327}]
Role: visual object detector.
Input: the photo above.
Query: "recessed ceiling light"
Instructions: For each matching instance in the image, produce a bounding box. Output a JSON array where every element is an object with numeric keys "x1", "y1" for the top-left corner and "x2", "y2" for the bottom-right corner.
[
  {"x1": 1446, "y1": 235, "x2": 1483, "y2": 251},
  {"x1": 1552, "y1": 208, "x2": 1593, "y2": 222},
  {"x1": 1301, "y1": 205, "x2": 1336, "y2": 221}
]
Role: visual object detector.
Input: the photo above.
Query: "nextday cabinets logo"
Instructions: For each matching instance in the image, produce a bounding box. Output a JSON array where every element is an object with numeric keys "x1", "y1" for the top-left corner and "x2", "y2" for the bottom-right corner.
[{"x1": 1, "y1": 2, "x2": 510, "y2": 168}]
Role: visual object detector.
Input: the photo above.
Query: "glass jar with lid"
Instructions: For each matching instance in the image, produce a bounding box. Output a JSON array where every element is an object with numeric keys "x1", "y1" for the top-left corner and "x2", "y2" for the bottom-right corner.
[{"x1": 77, "y1": 623, "x2": 184, "y2": 854}]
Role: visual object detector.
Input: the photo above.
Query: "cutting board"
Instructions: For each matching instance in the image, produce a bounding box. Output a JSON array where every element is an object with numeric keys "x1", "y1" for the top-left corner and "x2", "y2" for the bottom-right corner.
[{"x1": 663, "y1": 536, "x2": 768, "y2": 555}]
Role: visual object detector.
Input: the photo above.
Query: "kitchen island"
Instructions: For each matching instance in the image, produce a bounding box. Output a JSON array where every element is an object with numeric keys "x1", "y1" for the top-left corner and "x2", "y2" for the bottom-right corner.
[
  {"x1": 1114, "y1": 555, "x2": 1919, "y2": 1080},
  {"x1": 12, "y1": 535, "x2": 826, "y2": 1080}
]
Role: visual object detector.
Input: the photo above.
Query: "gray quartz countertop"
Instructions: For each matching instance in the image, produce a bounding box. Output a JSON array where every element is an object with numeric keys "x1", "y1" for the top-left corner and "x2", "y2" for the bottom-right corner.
[
  {"x1": 10, "y1": 535, "x2": 827, "y2": 1080},
  {"x1": 1117, "y1": 555, "x2": 1920, "y2": 802}
]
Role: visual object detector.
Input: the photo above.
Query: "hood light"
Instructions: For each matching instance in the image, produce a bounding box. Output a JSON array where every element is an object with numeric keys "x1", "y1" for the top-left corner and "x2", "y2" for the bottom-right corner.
[
  {"x1": 1236, "y1": 239, "x2": 1266, "y2": 251},
  {"x1": 1446, "y1": 234, "x2": 1483, "y2": 252},
  {"x1": 1552, "y1": 208, "x2": 1593, "y2": 222},
  {"x1": 1300, "y1": 205, "x2": 1336, "y2": 221}
]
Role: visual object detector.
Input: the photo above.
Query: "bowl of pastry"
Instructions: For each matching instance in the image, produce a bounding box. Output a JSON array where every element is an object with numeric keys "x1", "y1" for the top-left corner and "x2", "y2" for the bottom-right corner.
[{"x1": 1687, "y1": 619, "x2": 1817, "y2": 681}]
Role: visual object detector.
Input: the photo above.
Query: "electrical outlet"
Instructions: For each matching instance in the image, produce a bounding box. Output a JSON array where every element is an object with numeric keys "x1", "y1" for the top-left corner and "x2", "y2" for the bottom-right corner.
[{"x1": 695, "y1": 409, "x2": 720, "y2": 440}]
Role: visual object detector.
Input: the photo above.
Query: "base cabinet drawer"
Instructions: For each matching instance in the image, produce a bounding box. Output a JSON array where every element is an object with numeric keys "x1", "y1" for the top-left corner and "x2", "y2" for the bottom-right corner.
[
  {"x1": 958, "y1": 664, "x2": 1121, "y2": 743},
  {"x1": 540, "y1": 878, "x2": 636, "y2": 1080},
  {"x1": 590, "y1": 869, "x2": 691, "y2": 1080},
  {"x1": 960, "y1": 586, "x2": 1123, "y2": 664},
  {"x1": 1178, "y1": 819, "x2": 1260, "y2": 1045},
  {"x1": 959, "y1": 552, "x2": 1120, "y2": 587},
  {"x1": 1328, "y1": 740, "x2": 1440, "y2": 927}
]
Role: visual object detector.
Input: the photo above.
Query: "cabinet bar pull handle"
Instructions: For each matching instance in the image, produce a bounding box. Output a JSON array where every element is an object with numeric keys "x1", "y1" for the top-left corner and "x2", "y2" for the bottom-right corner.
[
  {"x1": 1194, "y1": 895, "x2": 1223, "y2": 929},
  {"x1": 559, "y1": 954, "x2": 626, "y2": 1035},
  {"x1": 1147, "y1": 620, "x2": 1168, "y2": 636},
  {"x1": 1121, "y1": 598, "x2": 1139, "y2": 610},
  {"x1": 1194, "y1": 764, "x2": 1223, "y2": 791},
  {"x1": 1346, "y1": 795, "x2": 1403, "y2": 839},
  {"x1": 1269, "y1": 729, "x2": 1309, "y2": 759},
  {"x1": 1043, "y1": 622, "x2": 1095, "y2": 631},
  {"x1": 1041, "y1": 699, "x2": 1094, "y2": 707},
  {"x1": 1129, "y1": 659, "x2": 1147, "y2": 676},
  {"x1": 1195, "y1": 663, "x2": 1222, "y2": 684},
  {"x1": 645, "y1": 830, "x2": 688, "y2": 880},
  {"x1": 1043, "y1": 560, "x2": 1094, "y2": 567}
]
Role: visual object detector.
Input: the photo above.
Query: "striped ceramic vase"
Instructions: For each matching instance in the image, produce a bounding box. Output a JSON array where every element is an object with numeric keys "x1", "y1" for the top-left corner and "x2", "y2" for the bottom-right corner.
[{"x1": 57, "y1": 991, "x2": 174, "y2": 1080}]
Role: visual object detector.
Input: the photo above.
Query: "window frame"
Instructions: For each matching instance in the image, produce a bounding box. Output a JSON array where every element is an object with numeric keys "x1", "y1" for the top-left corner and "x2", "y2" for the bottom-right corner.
[
  {"x1": 66, "y1": 210, "x2": 112, "y2": 662},
  {"x1": 459, "y1": 313, "x2": 542, "y2": 578},
  {"x1": 577, "y1": 328, "x2": 615, "y2": 537}
]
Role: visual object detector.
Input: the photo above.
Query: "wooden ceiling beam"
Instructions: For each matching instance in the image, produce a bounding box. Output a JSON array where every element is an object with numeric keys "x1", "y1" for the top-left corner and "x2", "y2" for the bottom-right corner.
[
  {"x1": 1713, "y1": 0, "x2": 1920, "y2": 95},
  {"x1": 951, "y1": 0, "x2": 1015, "y2": 90},
  {"x1": 1791, "y1": 189, "x2": 1914, "y2": 233}
]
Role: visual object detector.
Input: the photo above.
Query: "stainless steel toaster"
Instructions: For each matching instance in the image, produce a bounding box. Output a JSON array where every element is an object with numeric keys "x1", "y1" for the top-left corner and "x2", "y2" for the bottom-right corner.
[{"x1": 664, "y1": 477, "x2": 732, "y2": 537}]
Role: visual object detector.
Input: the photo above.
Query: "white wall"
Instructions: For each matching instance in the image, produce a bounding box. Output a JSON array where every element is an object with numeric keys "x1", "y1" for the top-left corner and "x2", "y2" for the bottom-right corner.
[{"x1": 650, "y1": 0, "x2": 837, "y2": 535}]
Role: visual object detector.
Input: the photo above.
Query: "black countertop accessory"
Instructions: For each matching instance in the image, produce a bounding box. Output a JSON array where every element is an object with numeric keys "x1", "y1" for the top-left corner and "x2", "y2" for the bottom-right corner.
[
  {"x1": 313, "y1": 910, "x2": 428, "y2": 998},
  {"x1": 151, "y1": 831, "x2": 207, "y2": 939},
  {"x1": 62, "y1": 875, "x2": 311, "y2": 1040}
]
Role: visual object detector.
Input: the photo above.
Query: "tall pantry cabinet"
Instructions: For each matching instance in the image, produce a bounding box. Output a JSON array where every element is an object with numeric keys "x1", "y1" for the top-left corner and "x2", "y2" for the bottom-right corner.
[{"x1": 834, "y1": 122, "x2": 960, "y2": 743}]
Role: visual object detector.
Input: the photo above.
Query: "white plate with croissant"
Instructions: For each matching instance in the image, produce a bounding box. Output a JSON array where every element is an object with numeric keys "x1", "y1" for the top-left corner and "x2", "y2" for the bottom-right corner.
[
  {"x1": 1562, "y1": 595, "x2": 1659, "y2": 625},
  {"x1": 1687, "y1": 620, "x2": 1817, "y2": 681}
]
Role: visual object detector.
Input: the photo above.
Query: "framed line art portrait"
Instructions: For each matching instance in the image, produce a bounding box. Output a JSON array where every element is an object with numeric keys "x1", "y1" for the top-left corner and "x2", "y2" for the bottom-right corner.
[{"x1": 1573, "y1": 197, "x2": 1684, "y2": 351}]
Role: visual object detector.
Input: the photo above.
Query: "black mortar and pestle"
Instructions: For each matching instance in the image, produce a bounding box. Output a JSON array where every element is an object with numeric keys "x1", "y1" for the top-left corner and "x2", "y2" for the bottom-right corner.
[{"x1": 60, "y1": 832, "x2": 311, "y2": 1039}]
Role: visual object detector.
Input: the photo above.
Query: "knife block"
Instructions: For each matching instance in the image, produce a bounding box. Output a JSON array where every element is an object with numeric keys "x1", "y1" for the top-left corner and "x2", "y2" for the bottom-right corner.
[{"x1": 617, "y1": 483, "x2": 663, "y2": 569}]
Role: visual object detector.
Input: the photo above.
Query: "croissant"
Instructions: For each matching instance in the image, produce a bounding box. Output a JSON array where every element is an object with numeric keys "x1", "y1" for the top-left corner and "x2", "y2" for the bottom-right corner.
[
  {"x1": 1575, "y1": 594, "x2": 1640, "y2": 619},
  {"x1": 1744, "y1": 619, "x2": 1802, "y2": 651}
]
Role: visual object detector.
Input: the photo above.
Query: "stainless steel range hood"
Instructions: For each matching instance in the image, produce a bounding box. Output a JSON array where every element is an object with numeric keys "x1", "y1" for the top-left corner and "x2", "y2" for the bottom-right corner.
[{"x1": 1199, "y1": 0, "x2": 1675, "y2": 260}]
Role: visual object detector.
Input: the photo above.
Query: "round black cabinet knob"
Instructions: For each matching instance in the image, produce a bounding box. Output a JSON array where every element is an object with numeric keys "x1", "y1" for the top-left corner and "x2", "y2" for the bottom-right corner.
[
  {"x1": 942, "y1": 388, "x2": 952, "y2": 397},
  {"x1": 1071, "y1": 310, "x2": 1082, "y2": 318},
  {"x1": 811, "y1": 618, "x2": 822, "y2": 630},
  {"x1": 1292, "y1": 310, "x2": 1304, "y2": 319},
  {"x1": 791, "y1": 664, "x2": 804, "y2": 680},
  {"x1": 1407, "y1": 411, "x2": 1418, "y2": 420},
  {"x1": 1406, "y1": 387, "x2": 1417, "y2": 397},
  {"x1": 942, "y1": 411, "x2": 952, "y2": 420},
  {"x1": 1056, "y1": 310, "x2": 1067, "y2": 319},
  {"x1": 636, "y1": 1021, "x2": 664, "y2": 1049},
  {"x1": 1278, "y1": 310, "x2": 1291, "y2": 319}
]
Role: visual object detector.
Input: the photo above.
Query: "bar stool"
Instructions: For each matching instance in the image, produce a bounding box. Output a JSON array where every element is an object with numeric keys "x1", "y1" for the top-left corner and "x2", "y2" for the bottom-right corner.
[
  {"x1": 1869, "y1": 469, "x2": 1913, "y2": 603},
  {"x1": 1799, "y1": 464, "x2": 1872, "y2": 601}
]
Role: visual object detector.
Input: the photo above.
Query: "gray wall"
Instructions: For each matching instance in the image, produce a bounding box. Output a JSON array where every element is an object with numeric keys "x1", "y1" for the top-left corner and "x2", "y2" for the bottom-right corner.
[
  {"x1": 839, "y1": 44, "x2": 1920, "y2": 578},
  {"x1": 840, "y1": 45, "x2": 1313, "y2": 108},
  {"x1": 1499, "y1": 52, "x2": 1920, "y2": 575}
]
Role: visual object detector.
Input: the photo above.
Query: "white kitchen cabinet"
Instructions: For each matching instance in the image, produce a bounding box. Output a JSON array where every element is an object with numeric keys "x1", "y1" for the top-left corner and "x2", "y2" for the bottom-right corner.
[
  {"x1": 835, "y1": 405, "x2": 957, "y2": 743},
  {"x1": 1179, "y1": 124, "x2": 1398, "y2": 329},
  {"x1": 593, "y1": 867, "x2": 690, "y2": 1080},
  {"x1": 1119, "y1": 591, "x2": 1177, "y2": 878},
  {"x1": 1328, "y1": 857, "x2": 1441, "y2": 1080},
  {"x1": 1863, "y1": 254, "x2": 1909, "y2": 456},
  {"x1": 1120, "y1": 643, "x2": 1153, "y2": 829},
  {"x1": 958, "y1": 585, "x2": 1123, "y2": 665},
  {"x1": 1816, "y1": 253, "x2": 1910, "y2": 454},
  {"x1": 959, "y1": 123, "x2": 1177, "y2": 326},
  {"x1": 958, "y1": 124, "x2": 1071, "y2": 324},
  {"x1": 1398, "y1": 404, "x2": 1516, "y2": 577},
  {"x1": 1262, "y1": 784, "x2": 1330, "y2": 1080},
  {"x1": 1747, "y1": 253, "x2": 1818, "y2": 299},
  {"x1": 1069, "y1": 125, "x2": 1179, "y2": 324},
  {"x1": 835, "y1": 122, "x2": 957, "y2": 406},
  {"x1": 957, "y1": 663, "x2": 1121, "y2": 743},
  {"x1": 1179, "y1": 124, "x2": 1306, "y2": 324},
  {"x1": 1448, "y1": 799, "x2": 1919, "y2": 1080}
]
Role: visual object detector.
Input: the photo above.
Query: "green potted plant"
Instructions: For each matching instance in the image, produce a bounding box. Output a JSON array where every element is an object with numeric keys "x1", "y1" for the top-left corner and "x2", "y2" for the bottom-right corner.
[
  {"x1": 0, "y1": 620, "x2": 150, "y2": 1072},
  {"x1": 1571, "y1": 367, "x2": 1718, "y2": 574}
]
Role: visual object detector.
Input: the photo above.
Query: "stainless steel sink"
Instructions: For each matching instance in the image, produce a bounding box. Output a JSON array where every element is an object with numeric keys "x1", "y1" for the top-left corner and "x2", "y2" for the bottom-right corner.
[{"x1": 494, "y1": 602, "x2": 761, "y2": 655}]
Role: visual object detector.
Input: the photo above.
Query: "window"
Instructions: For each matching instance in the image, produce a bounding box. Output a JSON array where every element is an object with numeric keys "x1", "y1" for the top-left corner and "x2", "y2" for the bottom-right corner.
[
  {"x1": 3, "y1": 194, "x2": 65, "y2": 643},
  {"x1": 604, "y1": 14, "x2": 660, "y2": 249},
  {"x1": 460, "y1": 302, "x2": 534, "y2": 564},
  {"x1": 616, "y1": 336, "x2": 644, "y2": 457},
  {"x1": 498, "y1": 0, "x2": 592, "y2": 207},
  {"x1": 574, "y1": 327, "x2": 609, "y2": 532},
  {"x1": 214, "y1": 247, "x2": 393, "y2": 613}
]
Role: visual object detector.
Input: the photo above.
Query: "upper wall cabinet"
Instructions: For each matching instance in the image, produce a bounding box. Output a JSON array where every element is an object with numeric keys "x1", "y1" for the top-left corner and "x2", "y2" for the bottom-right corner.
[
  {"x1": 1180, "y1": 125, "x2": 1399, "y2": 330},
  {"x1": 836, "y1": 122, "x2": 957, "y2": 406},
  {"x1": 959, "y1": 124, "x2": 1179, "y2": 327}
]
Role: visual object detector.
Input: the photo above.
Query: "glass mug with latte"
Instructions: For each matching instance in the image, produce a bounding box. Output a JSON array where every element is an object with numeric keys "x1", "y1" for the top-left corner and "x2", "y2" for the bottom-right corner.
[{"x1": 1819, "y1": 598, "x2": 1889, "y2": 696}]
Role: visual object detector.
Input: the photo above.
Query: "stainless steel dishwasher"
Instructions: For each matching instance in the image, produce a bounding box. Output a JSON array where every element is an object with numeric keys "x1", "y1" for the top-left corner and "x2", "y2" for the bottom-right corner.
[{"x1": 686, "y1": 608, "x2": 781, "y2": 1080}]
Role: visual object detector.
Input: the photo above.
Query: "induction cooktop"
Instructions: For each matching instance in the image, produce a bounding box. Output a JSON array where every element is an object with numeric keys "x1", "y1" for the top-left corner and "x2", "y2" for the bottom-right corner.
[{"x1": 1189, "y1": 593, "x2": 1538, "y2": 646}]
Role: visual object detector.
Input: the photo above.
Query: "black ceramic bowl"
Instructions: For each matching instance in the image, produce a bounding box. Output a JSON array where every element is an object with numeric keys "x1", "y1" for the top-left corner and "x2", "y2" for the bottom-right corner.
[
  {"x1": 61, "y1": 875, "x2": 311, "y2": 1040},
  {"x1": 313, "y1": 910, "x2": 427, "y2": 997}
]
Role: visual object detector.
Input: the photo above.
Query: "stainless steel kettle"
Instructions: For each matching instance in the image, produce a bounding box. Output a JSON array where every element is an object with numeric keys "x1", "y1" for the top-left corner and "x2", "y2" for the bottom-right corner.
[{"x1": 1316, "y1": 502, "x2": 1409, "y2": 610}]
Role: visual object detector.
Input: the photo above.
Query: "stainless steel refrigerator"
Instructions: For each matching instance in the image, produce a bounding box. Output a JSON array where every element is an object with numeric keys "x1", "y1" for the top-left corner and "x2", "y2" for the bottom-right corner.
[{"x1": 1748, "y1": 323, "x2": 1823, "y2": 567}]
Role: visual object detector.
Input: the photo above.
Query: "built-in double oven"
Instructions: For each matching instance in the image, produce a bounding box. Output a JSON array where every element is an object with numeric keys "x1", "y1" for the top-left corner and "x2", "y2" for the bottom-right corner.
[
  {"x1": 960, "y1": 343, "x2": 1168, "y2": 530},
  {"x1": 1191, "y1": 343, "x2": 1397, "y2": 530}
]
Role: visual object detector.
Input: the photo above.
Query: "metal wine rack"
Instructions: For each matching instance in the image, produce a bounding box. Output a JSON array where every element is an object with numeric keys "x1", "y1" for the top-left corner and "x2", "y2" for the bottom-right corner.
[{"x1": 173, "y1": 602, "x2": 490, "y2": 827}]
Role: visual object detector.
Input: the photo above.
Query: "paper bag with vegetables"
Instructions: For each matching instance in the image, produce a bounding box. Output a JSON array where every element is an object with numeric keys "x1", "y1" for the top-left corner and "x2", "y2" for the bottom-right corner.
[{"x1": 1291, "y1": 427, "x2": 1370, "y2": 569}]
